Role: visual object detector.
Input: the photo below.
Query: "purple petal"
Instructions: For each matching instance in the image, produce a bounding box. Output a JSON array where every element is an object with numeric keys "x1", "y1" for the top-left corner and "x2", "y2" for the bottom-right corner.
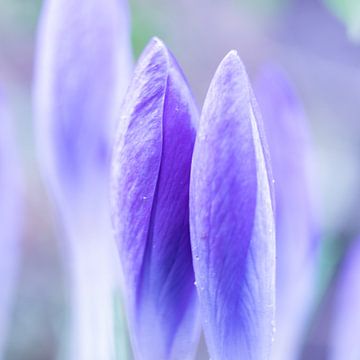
[
  {"x1": 33, "y1": 0, "x2": 132, "y2": 358},
  {"x1": 34, "y1": 0, "x2": 132, "y2": 201},
  {"x1": 254, "y1": 66, "x2": 318, "y2": 360},
  {"x1": 190, "y1": 51, "x2": 275, "y2": 360},
  {"x1": 0, "y1": 93, "x2": 22, "y2": 355},
  {"x1": 111, "y1": 38, "x2": 200, "y2": 360},
  {"x1": 329, "y1": 238, "x2": 360, "y2": 360}
]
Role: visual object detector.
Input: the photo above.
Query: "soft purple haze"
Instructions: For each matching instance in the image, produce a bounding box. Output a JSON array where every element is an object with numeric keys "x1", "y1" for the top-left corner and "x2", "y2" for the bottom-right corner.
[
  {"x1": 255, "y1": 66, "x2": 318, "y2": 360},
  {"x1": 33, "y1": 0, "x2": 132, "y2": 358},
  {"x1": 329, "y1": 238, "x2": 360, "y2": 360},
  {"x1": 0, "y1": 92, "x2": 22, "y2": 359}
]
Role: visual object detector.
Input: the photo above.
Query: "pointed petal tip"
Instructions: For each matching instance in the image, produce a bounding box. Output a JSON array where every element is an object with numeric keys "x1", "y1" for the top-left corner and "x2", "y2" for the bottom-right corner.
[
  {"x1": 225, "y1": 49, "x2": 239, "y2": 59},
  {"x1": 132, "y1": 38, "x2": 171, "y2": 81},
  {"x1": 144, "y1": 36, "x2": 169, "y2": 59},
  {"x1": 219, "y1": 49, "x2": 246, "y2": 71},
  {"x1": 201, "y1": 49, "x2": 251, "y2": 121},
  {"x1": 149, "y1": 36, "x2": 165, "y2": 47},
  {"x1": 128, "y1": 38, "x2": 170, "y2": 88},
  {"x1": 211, "y1": 49, "x2": 250, "y2": 93}
]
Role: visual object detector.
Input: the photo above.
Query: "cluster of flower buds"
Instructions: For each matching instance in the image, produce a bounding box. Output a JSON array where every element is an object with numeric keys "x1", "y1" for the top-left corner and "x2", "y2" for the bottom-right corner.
[
  {"x1": 29, "y1": 0, "x2": 320, "y2": 359},
  {"x1": 111, "y1": 38, "x2": 276, "y2": 360}
]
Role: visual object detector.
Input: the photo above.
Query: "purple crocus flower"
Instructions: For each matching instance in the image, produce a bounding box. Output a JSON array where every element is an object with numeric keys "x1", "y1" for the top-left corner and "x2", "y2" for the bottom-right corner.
[
  {"x1": 255, "y1": 66, "x2": 318, "y2": 360},
  {"x1": 190, "y1": 51, "x2": 276, "y2": 360},
  {"x1": 329, "y1": 238, "x2": 360, "y2": 360},
  {"x1": 33, "y1": 0, "x2": 132, "y2": 358},
  {"x1": 0, "y1": 92, "x2": 22, "y2": 357},
  {"x1": 111, "y1": 38, "x2": 200, "y2": 360}
]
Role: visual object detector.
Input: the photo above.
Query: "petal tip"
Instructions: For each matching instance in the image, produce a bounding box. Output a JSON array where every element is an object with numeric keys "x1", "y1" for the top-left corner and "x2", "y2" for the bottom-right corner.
[
  {"x1": 144, "y1": 36, "x2": 169, "y2": 59},
  {"x1": 225, "y1": 49, "x2": 239, "y2": 59},
  {"x1": 220, "y1": 49, "x2": 244, "y2": 69},
  {"x1": 149, "y1": 36, "x2": 165, "y2": 47},
  {"x1": 212, "y1": 49, "x2": 249, "y2": 92}
]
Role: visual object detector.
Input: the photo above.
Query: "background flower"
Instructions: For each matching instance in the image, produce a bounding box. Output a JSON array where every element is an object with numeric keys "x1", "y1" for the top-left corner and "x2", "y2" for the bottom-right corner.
[
  {"x1": 33, "y1": 0, "x2": 132, "y2": 358},
  {"x1": 255, "y1": 66, "x2": 319, "y2": 360}
]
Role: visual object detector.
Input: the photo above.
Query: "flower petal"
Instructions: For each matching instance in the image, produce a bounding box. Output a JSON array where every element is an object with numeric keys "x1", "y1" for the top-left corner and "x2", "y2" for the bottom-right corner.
[
  {"x1": 34, "y1": 0, "x2": 132, "y2": 200},
  {"x1": 190, "y1": 51, "x2": 275, "y2": 360},
  {"x1": 255, "y1": 66, "x2": 318, "y2": 360},
  {"x1": 33, "y1": 1, "x2": 132, "y2": 358},
  {"x1": 111, "y1": 38, "x2": 200, "y2": 360}
]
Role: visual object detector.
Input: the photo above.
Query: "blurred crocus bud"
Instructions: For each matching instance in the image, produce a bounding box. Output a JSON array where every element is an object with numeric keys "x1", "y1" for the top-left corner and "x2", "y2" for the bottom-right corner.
[
  {"x1": 111, "y1": 38, "x2": 200, "y2": 360},
  {"x1": 255, "y1": 66, "x2": 318, "y2": 360},
  {"x1": 0, "y1": 93, "x2": 22, "y2": 358},
  {"x1": 33, "y1": 0, "x2": 132, "y2": 358},
  {"x1": 329, "y1": 238, "x2": 360, "y2": 360},
  {"x1": 190, "y1": 51, "x2": 276, "y2": 360}
]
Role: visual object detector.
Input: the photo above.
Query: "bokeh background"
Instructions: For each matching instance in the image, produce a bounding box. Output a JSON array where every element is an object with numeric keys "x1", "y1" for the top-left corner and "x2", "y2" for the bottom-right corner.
[{"x1": 1, "y1": 0, "x2": 360, "y2": 358}]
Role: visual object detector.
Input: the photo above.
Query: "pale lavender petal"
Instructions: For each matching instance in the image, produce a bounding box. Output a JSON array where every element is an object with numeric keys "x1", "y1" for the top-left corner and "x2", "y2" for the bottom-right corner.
[
  {"x1": 111, "y1": 38, "x2": 200, "y2": 360},
  {"x1": 0, "y1": 93, "x2": 22, "y2": 357},
  {"x1": 329, "y1": 238, "x2": 360, "y2": 360},
  {"x1": 255, "y1": 66, "x2": 318, "y2": 360},
  {"x1": 33, "y1": 0, "x2": 132, "y2": 358},
  {"x1": 190, "y1": 51, "x2": 275, "y2": 360},
  {"x1": 34, "y1": 0, "x2": 132, "y2": 200}
]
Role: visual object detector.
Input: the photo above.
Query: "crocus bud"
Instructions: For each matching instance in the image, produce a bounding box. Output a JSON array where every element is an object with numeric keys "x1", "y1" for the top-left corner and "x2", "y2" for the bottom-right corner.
[
  {"x1": 329, "y1": 238, "x2": 360, "y2": 360},
  {"x1": 190, "y1": 51, "x2": 276, "y2": 360},
  {"x1": 0, "y1": 93, "x2": 22, "y2": 358},
  {"x1": 34, "y1": 0, "x2": 132, "y2": 203},
  {"x1": 111, "y1": 38, "x2": 200, "y2": 360},
  {"x1": 255, "y1": 66, "x2": 318, "y2": 360},
  {"x1": 33, "y1": 0, "x2": 132, "y2": 358}
]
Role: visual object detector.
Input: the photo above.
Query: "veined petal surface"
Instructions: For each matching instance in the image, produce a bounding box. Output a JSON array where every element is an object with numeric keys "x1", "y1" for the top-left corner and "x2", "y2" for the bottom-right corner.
[
  {"x1": 190, "y1": 51, "x2": 275, "y2": 360},
  {"x1": 111, "y1": 38, "x2": 200, "y2": 360},
  {"x1": 255, "y1": 66, "x2": 318, "y2": 360}
]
